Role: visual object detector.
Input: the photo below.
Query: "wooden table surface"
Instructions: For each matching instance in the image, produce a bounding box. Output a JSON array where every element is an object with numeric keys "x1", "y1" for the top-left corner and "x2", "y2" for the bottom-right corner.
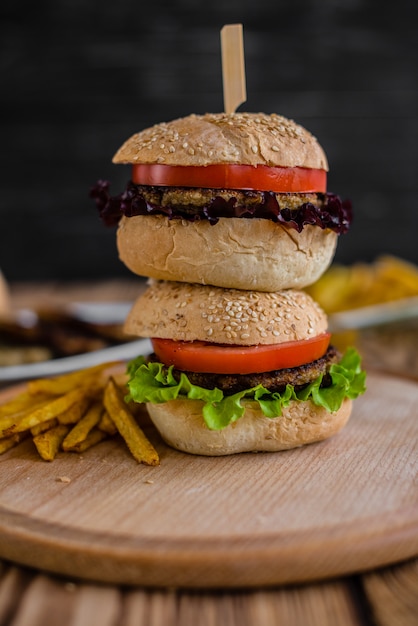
[{"x1": 1, "y1": 280, "x2": 417, "y2": 626}]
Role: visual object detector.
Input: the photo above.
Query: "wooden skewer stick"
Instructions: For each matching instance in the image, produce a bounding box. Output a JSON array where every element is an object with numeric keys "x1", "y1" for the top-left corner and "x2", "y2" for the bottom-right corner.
[{"x1": 221, "y1": 24, "x2": 247, "y2": 114}]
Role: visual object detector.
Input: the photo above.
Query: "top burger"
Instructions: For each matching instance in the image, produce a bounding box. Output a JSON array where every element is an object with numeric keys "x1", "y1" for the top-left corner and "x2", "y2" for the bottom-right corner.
[{"x1": 91, "y1": 112, "x2": 352, "y2": 291}]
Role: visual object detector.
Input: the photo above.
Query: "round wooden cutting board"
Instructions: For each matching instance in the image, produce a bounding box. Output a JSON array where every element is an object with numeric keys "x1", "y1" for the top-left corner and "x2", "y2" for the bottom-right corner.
[{"x1": 0, "y1": 370, "x2": 417, "y2": 588}]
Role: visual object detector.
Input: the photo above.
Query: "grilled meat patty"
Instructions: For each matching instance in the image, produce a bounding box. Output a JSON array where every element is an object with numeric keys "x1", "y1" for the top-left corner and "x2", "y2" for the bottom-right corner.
[
  {"x1": 92, "y1": 180, "x2": 353, "y2": 233},
  {"x1": 149, "y1": 346, "x2": 339, "y2": 396},
  {"x1": 138, "y1": 185, "x2": 323, "y2": 212}
]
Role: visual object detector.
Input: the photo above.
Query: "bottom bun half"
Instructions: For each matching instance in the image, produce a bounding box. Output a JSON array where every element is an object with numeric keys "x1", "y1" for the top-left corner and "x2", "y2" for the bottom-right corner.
[
  {"x1": 117, "y1": 215, "x2": 337, "y2": 292},
  {"x1": 146, "y1": 398, "x2": 352, "y2": 456}
]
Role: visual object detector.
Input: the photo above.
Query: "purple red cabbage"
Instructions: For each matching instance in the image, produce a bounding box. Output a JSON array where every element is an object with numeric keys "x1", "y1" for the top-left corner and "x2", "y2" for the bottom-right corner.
[{"x1": 90, "y1": 180, "x2": 352, "y2": 234}]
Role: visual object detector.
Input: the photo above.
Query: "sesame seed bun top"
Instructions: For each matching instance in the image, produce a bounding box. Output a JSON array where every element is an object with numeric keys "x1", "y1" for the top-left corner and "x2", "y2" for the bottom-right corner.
[
  {"x1": 124, "y1": 280, "x2": 328, "y2": 346},
  {"x1": 112, "y1": 112, "x2": 328, "y2": 171}
]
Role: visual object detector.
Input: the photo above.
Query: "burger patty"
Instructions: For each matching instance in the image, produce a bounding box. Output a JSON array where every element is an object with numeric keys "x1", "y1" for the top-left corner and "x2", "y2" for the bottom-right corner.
[
  {"x1": 91, "y1": 180, "x2": 353, "y2": 233},
  {"x1": 131, "y1": 185, "x2": 331, "y2": 226},
  {"x1": 150, "y1": 346, "x2": 339, "y2": 396},
  {"x1": 137, "y1": 185, "x2": 323, "y2": 213}
]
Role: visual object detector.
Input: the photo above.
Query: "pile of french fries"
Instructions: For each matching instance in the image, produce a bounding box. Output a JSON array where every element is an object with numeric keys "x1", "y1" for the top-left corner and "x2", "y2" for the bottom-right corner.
[
  {"x1": 0, "y1": 362, "x2": 159, "y2": 466},
  {"x1": 306, "y1": 255, "x2": 418, "y2": 314}
]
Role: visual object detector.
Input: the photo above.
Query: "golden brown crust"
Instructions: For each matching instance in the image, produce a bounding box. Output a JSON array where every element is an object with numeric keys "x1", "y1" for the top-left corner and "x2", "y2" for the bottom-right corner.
[
  {"x1": 112, "y1": 112, "x2": 328, "y2": 170},
  {"x1": 116, "y1": 214, "x2": 337, "y2": 292},
  {"x1": 146, "y1": 397, "x2": 352, "y2": 456},
  {"x1": 123, "y1": 281, "x2": 328, "y2": 345}
]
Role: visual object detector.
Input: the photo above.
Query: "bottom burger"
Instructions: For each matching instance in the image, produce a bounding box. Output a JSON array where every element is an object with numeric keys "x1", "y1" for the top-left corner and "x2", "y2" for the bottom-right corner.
[{"x1": 124, "y1": 281, "x2": 366, "y2": 456}]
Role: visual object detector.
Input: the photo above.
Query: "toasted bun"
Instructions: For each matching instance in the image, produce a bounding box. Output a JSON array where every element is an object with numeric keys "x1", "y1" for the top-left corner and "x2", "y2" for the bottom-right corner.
[
  {"x1": 124, "y1": 281, "x2": 328, "y2": 345},
  {"x1": 117, "y1": 215, "x2": 337, "y2": 292},
  {"x1": 112, "y1": 112, "x2": 328, "y2": 170},
  {"x1": 146, "y1": 397, "x2": 352, "y2": 456}
]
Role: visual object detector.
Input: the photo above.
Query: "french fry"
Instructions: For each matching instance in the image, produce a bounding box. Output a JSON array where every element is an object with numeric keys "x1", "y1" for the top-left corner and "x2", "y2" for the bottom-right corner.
[
  {"x1": 27, "y1": 361, "x2": 120, "y2": 396},
  {"x1": 98, "y1": 409, "x2": 117, "y2": 436},
  {"x1": 0, "y1": 390, "x2": 51, "y2": 420},
  {"x1": 62, "y1": 401, "x2": 103, "y2": 451},
  {"x1": 0, "y1": 387, "x2": 91, "y2": 438},
  {"x1": 0, "y1": 432, "x2": 27, "y2": 455},
  {"x1": 57, "y1": 396, "x2": 91, "y2": 425},
  {"x1": 31, "y1": 418, "x2": 58, "y2": 436},
  {"x1": 104, "y1": 377, "x2": 159, "y2": 466},
  {"x1": 33, "y1": 424, "x2": 71, "y2": 461},
  {"x1": 0, "y1": 397, "x2": 52, "y2": 430},
  {"x1": 67, "y1": 428, "x2": 107, "y2": 453}
]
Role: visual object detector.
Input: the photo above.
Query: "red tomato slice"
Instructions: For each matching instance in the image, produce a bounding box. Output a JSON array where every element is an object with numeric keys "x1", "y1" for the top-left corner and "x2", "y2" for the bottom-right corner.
[
  {"x1": 132, "y1": 164, "x2": 327, "y2": 193},
  {"x1": 151, "y1": 333, "x2": 331, "y2": 375}
]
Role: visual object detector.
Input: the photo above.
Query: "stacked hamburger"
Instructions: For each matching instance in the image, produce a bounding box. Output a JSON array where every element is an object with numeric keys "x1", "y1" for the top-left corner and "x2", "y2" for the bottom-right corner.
[{"x1": 91, "y1": 112, "x2": 365, "y2": 456}]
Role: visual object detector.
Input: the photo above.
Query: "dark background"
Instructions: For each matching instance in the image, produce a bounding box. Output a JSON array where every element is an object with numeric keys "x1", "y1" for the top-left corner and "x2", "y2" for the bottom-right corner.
[{"x1": 1, "y1": 0, "x2": 417, "y2": 283}]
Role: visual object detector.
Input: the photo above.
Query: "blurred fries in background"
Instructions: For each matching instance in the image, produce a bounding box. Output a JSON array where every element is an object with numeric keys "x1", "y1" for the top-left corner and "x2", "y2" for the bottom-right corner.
[
  {"x1": 306, "y1": 256, "x2": 418, "y2": 377},
  {"x1": 306, "y1": 256, "x2": 418, "y2": 313}
]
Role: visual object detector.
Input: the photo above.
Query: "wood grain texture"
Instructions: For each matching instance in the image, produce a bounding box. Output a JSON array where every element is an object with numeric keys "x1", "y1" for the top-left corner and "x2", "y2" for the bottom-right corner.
[
  {"x1": 2, "y1": 282, "x2": 417, "y2": 624},
  {"x1": 0, "y1": 371, "x2": 417, "y2": 588},
  {"x1": 363, "y1": 558, "x2": 418, "y2": 626},
  {"x1": 2, "y1": 558, "x2": 418, "y2": 626}
]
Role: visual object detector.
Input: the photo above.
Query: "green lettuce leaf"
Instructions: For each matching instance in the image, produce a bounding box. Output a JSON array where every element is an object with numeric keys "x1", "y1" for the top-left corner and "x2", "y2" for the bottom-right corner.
[{"x1": 126, "y1": 348, "x2": 366, "y2": 431}]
